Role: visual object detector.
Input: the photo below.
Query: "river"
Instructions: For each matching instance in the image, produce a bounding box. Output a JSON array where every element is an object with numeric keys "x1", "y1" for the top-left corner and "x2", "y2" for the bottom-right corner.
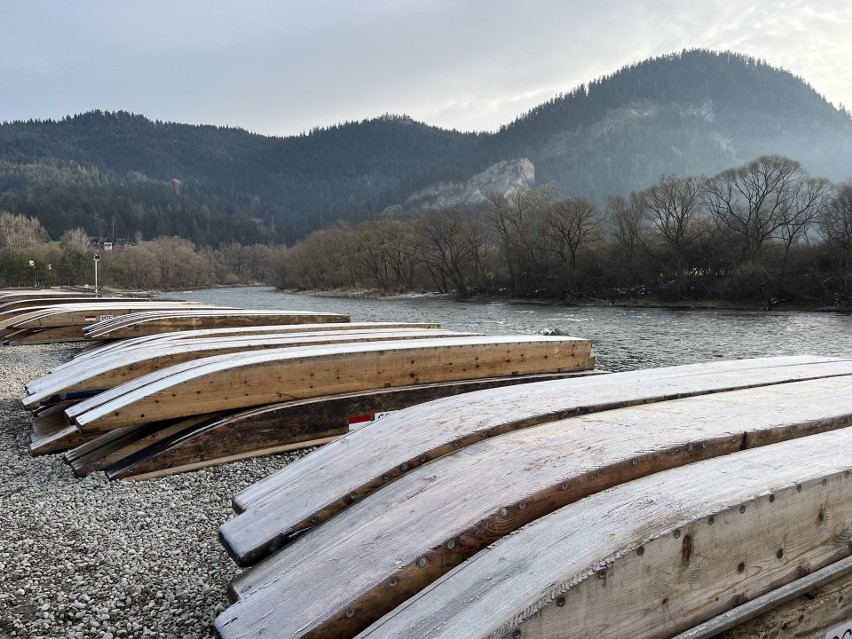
[{"x1": 178, "y1": 287, "x2": 852, "y2": 372}]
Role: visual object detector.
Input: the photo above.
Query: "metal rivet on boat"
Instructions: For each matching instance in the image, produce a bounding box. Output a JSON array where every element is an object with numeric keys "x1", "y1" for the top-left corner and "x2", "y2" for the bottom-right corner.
[
  {"x1": 596, "y1": 469, "x2": 603, "y2": 476},
  {"x1": 560, "y1": 482, "x2": 568, "y2": 490},
  {"x1": 388, "y1": 578, "x2": 398, "y2": 588},
  {"x1": 345, "y1": 608, "x2": 355, "y2": 618},
  {"x1": 790, "y1": 425, "x2": 797, "y2": 432},
  {"x1": 399, "y1": 462, "x2": 408, "y2": 472},
  {"x1": 597, "y1": 569, "x2": 606, "y2": 579},
  {"x1": 708, "y1": 516, "x2": 715, "y2": 525},
  {"x1": 556, "y1": 597, "x2": 565, "y2": 607},
  {"x1": 518, "y1": 501, "x2": 527, "y2": 510},
  {"x1": 452, "y1": 439, "x2": 461, "y2": 448},
  {"x1": 420, "y1": 455, "x2": 427, "y2": 463},
  {"x1": 740, "y1": 505, "x2": 746, "y2": 514},
  {"x1": 512, "y1": 630, "x2": 522, "y2": 639},
  {"x1": 382, "y1": 473, "x2": 390, "y2": 480},
  {"x1": 447, "y1": 539, "x2": 456, "y2": 550},
  {"x1": 499, "y1": 508, "x2": 509, "y2": 518},
  {"x1": 731, "y1": 436, "x2": 737, "y2": 442},
  {"x1": 631, "y1": 458, "x2": 638, "y2": 466},
  {"x1": 637, "y1": 546, "x2": 645, "y2": 556},
  {"x1": 686, "y1": 443, "x2": 694, "y2": 452},
  {"x1": 673, "y1": 530, "x2": 681, "y2": 539},
  {"x1": 776, "y1": 549, "x2": 784, "y2": 559},
  {"x1": 309, "y1": 515, "x2": 318, "y2": 523},
  {"x1": 701, "y1": 442, "x2": 707, "y2": 449},
  {"x1": 769, "y1": 495, "x2": 775, "y2": 503},
  {"x1": 349, "y1": 492, "x2": 357, "y2": 500},
  {"x1": 416, "y1": 556, "x2": 427, "y2": 568}
]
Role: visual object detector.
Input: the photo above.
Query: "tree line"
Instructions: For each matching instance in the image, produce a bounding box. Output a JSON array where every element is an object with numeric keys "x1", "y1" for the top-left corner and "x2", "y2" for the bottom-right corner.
[
  {"x1": 2, "y1": 153, "x2": 850, "y2": 310},
  {"x1": 279, "y1": 154, "x2": 852, "y2": 310}
]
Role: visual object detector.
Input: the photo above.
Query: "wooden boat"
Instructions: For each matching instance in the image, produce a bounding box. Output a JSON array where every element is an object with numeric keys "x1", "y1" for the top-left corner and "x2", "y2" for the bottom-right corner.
[
  {"x1": 83, "y1": 308, "x2": 352, "y2": 339},
  {"x1": 72, "y1": 371, "x2": 601, "y2": 480},
  {"x1": 214, "y1": 357, "x2": 852, "y2": 638},
  {"x1": 0, "y1": 296, "x2": 149, "y2": 312},
  {"x1": 64, "y1": 336, "x2": 594, "y2": 432},
  {"x1": 0, "y1": 301, "x2": 217, "y2": 344},
  {"x1": 77, "y1": 321, "x2": 440, "y2": 359},
  {"x1": 23, "y1": 328, "x2": 471, "y2": 408}
]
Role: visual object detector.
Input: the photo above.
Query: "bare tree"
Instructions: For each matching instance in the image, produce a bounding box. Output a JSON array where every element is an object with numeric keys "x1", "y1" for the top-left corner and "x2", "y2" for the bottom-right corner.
[
  {"x1": 484, "y1": 187, "x2": 553, "y2": 296},
  {"x1": 819, "y1": 180, "x2": 852, "y2": 302},
  {"x1": 643, "y1": 175, "x2": 708, "y2": 297},
  {"x1": 545, "y1": 197, "x2": 599, "y2": 294},
  {"x1": 605, "y1": 193, "x2": 649, "y2": 295},
  {"x1": 417, "y1": 208, "x2": 491, "y2": 296}
]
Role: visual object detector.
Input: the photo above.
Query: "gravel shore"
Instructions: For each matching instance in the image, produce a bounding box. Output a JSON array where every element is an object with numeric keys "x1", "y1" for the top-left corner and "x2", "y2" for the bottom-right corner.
[{"x1": 0, "y1": 344, "x2": 311, "y2": 638}]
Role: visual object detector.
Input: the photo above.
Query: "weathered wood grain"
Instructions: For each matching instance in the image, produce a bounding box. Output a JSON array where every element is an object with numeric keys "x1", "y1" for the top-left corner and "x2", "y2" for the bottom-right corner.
[
  {"x1": 99, "y1": 371, "x2": 602, "y2": 480},
  {"x1": 67, "y1": 336, "x2": 594, "y2": 431},
  {"x1": 83, "y1": 309, "x2": 351, "y2": 339},
  {"x1": 354, "y1": 429, "x2": 852, "y2": 639},
  {"x1": 217, "y1": 380, "x2": 852, "y2": 638},
  {"x1": 23, "y1": 328, "x2": 469, "y2": 407},
  {"x1": 220, "y1": 357, "x2": 852, "y2": 567},
  {"x1": 74, "y1": 322, "x2": 440, "y2": 361}
]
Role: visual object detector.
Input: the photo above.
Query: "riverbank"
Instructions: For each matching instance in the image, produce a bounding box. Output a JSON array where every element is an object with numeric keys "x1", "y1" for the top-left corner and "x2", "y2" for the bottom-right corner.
[
  {"x1": 279, "y1": 287, "x2": 851, "y2": 313},
  {"x1": 0, "y1": 344, "x2": 311, "y2": 638}
]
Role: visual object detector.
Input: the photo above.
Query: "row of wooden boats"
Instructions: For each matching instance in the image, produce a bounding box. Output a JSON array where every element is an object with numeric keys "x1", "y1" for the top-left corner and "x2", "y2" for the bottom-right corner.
[
  {"x1": 10, "y1": 289, "x2": 597, "y2": 481},
  {"x1": 215, "y1": 355, "x2": 852, "y2": 638},
  {"x1": 7, "y1": 289, "x2": 851, "y2": 637}
]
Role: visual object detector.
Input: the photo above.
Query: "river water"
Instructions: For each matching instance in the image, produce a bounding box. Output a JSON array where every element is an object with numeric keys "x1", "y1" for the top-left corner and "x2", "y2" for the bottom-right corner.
[{"x1": 179, "y1": 287, "x2": 852, "y2": 372}]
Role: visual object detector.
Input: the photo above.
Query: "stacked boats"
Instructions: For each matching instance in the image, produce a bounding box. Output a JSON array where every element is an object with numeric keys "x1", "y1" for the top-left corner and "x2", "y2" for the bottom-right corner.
[
  {"x1": 12, "y1": 288, "x2": 597, "y2": 480},
  {"x1": 9, "y1": 288, "x2": 852, "y2": 636},
  {"x1": 215, "y1": 355, "x2": 852, "y2": 638}
]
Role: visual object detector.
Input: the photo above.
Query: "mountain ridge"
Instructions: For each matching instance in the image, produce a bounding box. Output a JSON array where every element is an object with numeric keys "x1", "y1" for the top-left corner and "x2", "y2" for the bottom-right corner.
[{"x1": 1, "y1": 49, "x2": 851, "y2": 245}]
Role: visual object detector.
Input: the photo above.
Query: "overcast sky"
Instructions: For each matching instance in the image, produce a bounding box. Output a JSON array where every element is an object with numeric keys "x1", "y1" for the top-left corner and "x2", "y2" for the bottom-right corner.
[{"x1": 3, "y1": 0, "x2": 851, "y2": 137}]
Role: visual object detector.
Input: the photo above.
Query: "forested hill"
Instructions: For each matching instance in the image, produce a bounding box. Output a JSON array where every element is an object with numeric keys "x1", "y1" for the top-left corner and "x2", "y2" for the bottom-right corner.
[{"x1": 1, "y1": 49, "x2": 851, "y2": 246}]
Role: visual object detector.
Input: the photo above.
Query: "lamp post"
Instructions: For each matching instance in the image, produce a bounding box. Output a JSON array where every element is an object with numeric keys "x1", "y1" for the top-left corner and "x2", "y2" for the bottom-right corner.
[{"x1": 94, "y1": 254, "x2": 101, "y2": 296}]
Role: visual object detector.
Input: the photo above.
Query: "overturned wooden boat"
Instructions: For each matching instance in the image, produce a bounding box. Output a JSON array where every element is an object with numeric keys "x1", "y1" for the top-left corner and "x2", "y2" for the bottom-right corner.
[
  {"x1": 84, "y1": 308, "x2": 352, "y2": 340},
  {"x1": 28, "y1": 334, "x2": 594, "y2": 478},
  {"x1": 64, "y1": 335, "x2": 594, "y2": 432},
  {"x1": 24, "y1": 327, "x2": 471, "y2": 408},
  {"x1": 215, "y1": 356, "x2": 852, "y2": 638},
  {"x1": 0, "y1": 301, "x2": 217, "y2": 344},
  {"x1": 74, "y1": 371, "x2": 598, "y2": 480}
]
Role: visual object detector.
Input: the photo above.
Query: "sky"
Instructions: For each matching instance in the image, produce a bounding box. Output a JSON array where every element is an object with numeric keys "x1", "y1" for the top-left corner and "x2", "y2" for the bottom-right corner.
[{"x1": 3, "y1": 0, "x2": 852, "y2": 137}]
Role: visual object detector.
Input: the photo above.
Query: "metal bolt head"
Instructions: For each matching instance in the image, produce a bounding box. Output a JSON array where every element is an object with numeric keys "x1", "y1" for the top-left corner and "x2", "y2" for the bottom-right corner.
[
  {"x1": 512, "y1": 630, "x2": 522, "y2": 639},
  {"x1": 345, "y1": 608, "x2": 355, "y2": 618},
  {"x1": 446, "y1": 539, "x2": 456, "y2": 550},
  {"x1": 673, "y1": 529, "x2": 681, "y2": 539},
  {"x1": 416, "y1": 556, "x2": 427, "y2": 568}
]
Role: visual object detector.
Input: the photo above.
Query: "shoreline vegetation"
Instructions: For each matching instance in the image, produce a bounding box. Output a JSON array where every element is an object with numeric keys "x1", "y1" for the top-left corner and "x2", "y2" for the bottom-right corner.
[{"x1": 2, "y1": 154, "x2": 851, "y2": 314}]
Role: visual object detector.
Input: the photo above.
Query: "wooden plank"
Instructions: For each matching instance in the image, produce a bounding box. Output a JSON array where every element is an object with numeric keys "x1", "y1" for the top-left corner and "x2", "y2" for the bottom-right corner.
[
  {"x1": 6, "y1": 302, "x2": 216, "y2": 329},
  {"x1": 351, "y1": 429, "x2": 852, "y2": 639},
  {"x1": 67, "y1": 336, "x2": 595, "y2": 431},
  {"x1": 217, "y1": 381, "x2": 852, "y2": 637},
  {"x1": 84, "y1": 309, "x2": 352, "y2": 339},
  {"x1": 219, "y1": 357, "x2": 852, "y2": 567},
  {"x1": 23, "y1": 329, "x2": 470, "y2": 407},
  {"x1": 0, "y1": 296, "x2": 148, "y2": 312},
  {"x1": 671, "y1": 555, "x2": 852, "y2": 639},
  {"x1": 100, "y1": 371, "x2": 603, "y2": 480},
  {"x1": 67, "y1": 413, "x2": 228, "y2": 475},
  {"x1": 76, "y1": 322, "x2": 440, "y2": 360}
]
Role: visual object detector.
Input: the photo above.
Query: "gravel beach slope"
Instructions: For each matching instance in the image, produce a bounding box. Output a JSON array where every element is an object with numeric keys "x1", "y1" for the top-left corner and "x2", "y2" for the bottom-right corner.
[{"x1": 0, "y1": 344, "x2": 310, "y2": 638}]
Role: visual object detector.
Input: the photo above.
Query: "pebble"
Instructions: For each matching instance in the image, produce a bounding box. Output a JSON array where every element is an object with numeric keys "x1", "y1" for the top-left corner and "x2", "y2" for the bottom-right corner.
[{"x1": 0, "y1": 343, "x2": 311, "y2": 637}]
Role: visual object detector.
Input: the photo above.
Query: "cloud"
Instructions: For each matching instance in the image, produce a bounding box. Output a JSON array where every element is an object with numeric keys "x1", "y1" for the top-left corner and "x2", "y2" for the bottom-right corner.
[{"x1": 2, "y1": 0, "x2": 850, "y2": 134}]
